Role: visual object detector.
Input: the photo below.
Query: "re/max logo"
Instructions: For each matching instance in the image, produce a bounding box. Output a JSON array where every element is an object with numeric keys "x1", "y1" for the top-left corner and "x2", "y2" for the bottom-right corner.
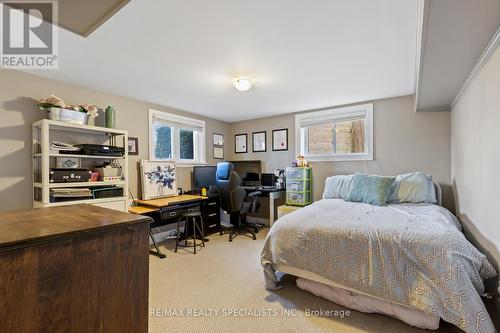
[{"x1": 0, "y1": 1, "x2": 58, "y2": 69}]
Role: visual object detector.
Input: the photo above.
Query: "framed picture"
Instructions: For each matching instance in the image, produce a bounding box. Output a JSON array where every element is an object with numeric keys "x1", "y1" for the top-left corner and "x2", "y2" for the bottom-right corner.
[
  {"x1": 235, "y1": 133, "x2": 247, "y2": 153},
  {"x1": 272, "y1": 129, "x2": 288, "y2": 151},
  {"x1": 252, "y1": 131, "x2": 267, "y2": 152},
  {"x1": 213, "y1": 146, "x2": 224, "y2": 159},
  {"x1": 128, "y1": 137, "x2": 139, "y2": 155},
  {"x1": 213, "y1": 133, "x2": 224, "y2": 146},
  {"x1": 140, "y1": 160, "x2": 177, "y2": 200}
]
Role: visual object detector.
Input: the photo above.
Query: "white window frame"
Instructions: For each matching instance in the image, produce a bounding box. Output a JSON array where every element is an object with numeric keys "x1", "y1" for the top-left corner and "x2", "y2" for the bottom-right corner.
[
  {"x1": 295, "y1": 103, "x2": 373, "y2": 162},
  {"x1": 149, "y1": 109, "x2": 207, "y2": 166}
]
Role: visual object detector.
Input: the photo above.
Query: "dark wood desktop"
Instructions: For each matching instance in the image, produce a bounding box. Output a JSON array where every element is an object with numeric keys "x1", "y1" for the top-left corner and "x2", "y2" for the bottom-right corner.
[{"x1": 0, "y1": 205, "x2": 151, "y2": 333}]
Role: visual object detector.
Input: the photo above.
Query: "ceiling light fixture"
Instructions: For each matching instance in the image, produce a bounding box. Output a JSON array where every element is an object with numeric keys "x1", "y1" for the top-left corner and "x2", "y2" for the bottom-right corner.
[{"x1": 233, "y1": 78, "x2": 253, "y2": 91}]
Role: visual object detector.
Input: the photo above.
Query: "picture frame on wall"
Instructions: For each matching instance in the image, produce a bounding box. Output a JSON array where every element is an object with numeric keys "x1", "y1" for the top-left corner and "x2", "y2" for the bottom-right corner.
[
  {"x1": 235, "y1": 133, "x2": 247, "y2": 153},
  {"x1": 213, "y1": 133, "x2": 224, "y2": 146},
  {"x1": 272, "y1": 128, "x2": 288, "y2": 151},
  {"x1": 213, "y1": 146, "x2": 224, "y2": 159},
  {"x1": 140, "y1": 160, "x2": 177, "y2": 200},
  {"x1": 252, "y1": 131, "x2": 267, "y2": 152},
  {"x1": 128, "y1": 137, "x2": 139, "y2": 155}
]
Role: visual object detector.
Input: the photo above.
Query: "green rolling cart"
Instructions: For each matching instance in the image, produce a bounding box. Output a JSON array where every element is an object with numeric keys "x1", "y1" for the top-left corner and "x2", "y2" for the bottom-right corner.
[{"x1": 285, "y1": 167, "x2": 312, "y2": 206}]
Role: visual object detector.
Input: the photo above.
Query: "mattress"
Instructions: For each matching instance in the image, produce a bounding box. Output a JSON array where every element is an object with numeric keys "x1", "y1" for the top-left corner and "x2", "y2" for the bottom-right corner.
[
  {"x1": 295, "y1": 276, "x2": 440, "y2": 330},
  {"x1": 260, "y1": 199, "x2": 497, "y2": 333}
]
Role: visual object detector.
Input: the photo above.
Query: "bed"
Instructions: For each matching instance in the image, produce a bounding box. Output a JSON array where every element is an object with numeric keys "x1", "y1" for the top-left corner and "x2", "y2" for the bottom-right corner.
[{"x1": 261, "y1": 179, "x2": 497, "y2": 333}]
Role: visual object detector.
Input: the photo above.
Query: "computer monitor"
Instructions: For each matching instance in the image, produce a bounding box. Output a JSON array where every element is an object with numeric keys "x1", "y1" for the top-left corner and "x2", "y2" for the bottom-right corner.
[
  {"x1": 193, "y1": 166, "x2": 217, "y2": 189},
  {"x1": 261, "y1": 173, "x2": 276, "y2": 187},
  {"x1": 231, "y1": 160, "x2": 262, "y2": 186}
]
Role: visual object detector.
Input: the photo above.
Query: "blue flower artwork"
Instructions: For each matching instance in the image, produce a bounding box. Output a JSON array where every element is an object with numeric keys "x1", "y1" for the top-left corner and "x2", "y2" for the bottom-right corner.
[{"x1": 141, "y1": 161, "x2": 177, "y2": 199}]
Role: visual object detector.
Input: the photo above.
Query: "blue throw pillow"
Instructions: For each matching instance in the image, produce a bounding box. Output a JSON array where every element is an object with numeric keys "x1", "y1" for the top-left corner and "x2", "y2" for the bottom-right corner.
[
  {"x1": 346, "y1": 174, "x2": 395, "y2": 206},
  {"x1": 388, "y1": 172, "x2": 437, "y2": 204}
]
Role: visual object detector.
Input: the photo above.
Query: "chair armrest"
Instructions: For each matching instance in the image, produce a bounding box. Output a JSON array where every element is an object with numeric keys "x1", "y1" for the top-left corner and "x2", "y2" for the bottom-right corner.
[
  {"x1": 246, "y1": 191, "x2": 262, "y2": 213},
  {"x1": 247, "y1": 191, "x2": 262, "y2": 198}
]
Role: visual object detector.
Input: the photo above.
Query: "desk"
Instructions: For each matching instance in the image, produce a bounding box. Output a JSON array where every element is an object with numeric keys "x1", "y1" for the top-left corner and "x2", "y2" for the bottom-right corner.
[
  {"x1": 128, "y1": 205, "x2": 159, "y2": 215},
  {"x1": 242, "y1": 187, "x2": 285, "y2": 224},
  {"x1": 269, "y1": 190, "x2": 285, "y2": 224},
  {"x1": 134, "y1": 194, "x2": 206, "y2": 208},
  {"x1": 129, "y1": 194, "x2": 218, "y2": 259}
]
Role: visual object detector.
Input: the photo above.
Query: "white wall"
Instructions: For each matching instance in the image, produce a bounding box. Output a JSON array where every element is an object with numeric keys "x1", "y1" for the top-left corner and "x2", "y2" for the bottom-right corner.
[
  {"x1": 451, "y1": 43, "x2": 500, "y2": 273},
  {"x1": 0, "y1": 69, "x2": 230, "y2": 212},
  {"x1": 230, "y1": 95, "x2": 453, "y2": 209},
  {"x1": 0, "y1": 70, "x2": 454, "y2": 213}
]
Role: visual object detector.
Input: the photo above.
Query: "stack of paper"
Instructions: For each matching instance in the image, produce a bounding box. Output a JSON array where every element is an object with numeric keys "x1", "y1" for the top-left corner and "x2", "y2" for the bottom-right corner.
[
  {"x1": 50, "y1": 141, "x2": 81, "y2": 152},
  {"x1": 50, "y1": 188, "x2": 92, "y2": 198}
]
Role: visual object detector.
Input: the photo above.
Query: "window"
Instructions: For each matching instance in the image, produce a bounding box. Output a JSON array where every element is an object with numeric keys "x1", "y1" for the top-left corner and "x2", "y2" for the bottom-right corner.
[
  {"x1": 149, "y1": 109, "x2": 206, "y2": 165},
  {"x1": 295, "y1": 103, "x2": 373, "y2": 161}
]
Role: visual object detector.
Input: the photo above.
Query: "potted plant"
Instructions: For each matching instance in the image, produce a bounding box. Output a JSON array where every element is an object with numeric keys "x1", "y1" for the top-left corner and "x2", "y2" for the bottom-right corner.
[{"x1": 38, "y1": 95, "x2": 99, "y2": 125}]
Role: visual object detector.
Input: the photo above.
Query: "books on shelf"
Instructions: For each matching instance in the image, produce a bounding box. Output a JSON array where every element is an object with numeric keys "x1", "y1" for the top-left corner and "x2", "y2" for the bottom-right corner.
[
  {"x1": 49, "y1": 141, "x2": 80, "y2": 152},
  {"x1": 50, "y1": 188, "x2": 92, "y2": 197}
]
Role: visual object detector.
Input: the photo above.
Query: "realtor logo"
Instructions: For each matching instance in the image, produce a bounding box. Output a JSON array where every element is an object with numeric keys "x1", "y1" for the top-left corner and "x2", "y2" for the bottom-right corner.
[{"x1": 0, "y1": 0, "x2": 58, "y2": 69}]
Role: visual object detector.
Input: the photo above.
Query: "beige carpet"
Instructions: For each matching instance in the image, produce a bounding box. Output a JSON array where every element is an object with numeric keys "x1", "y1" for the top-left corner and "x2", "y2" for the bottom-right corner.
[{"x1": 149, "y1": 229, "x2": 461, "y2": 333}]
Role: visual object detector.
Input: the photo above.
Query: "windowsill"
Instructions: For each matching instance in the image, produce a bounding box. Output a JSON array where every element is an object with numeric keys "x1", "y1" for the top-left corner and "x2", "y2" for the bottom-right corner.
[
  {"x1": 305, "y1": 153, "x2": 373, "y2": 162},
  {"x1": 175, "y1": 161, "x2": 208, "y2": 167}
]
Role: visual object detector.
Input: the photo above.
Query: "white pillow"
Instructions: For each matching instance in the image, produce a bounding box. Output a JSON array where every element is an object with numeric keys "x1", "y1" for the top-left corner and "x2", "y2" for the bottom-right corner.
[
  {"x1": 322, "y1": 175, "x2": 355, "y2": 199},
  {"x1": 388, "y1": 172, "x2": 437, "y2": 204}
]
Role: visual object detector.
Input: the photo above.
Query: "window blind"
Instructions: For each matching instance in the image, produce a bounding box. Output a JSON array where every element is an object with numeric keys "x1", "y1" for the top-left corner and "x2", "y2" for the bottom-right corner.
[
  {"x1": 152, "y1": 113, "x2": 203, "y2": 132},
  {"x1": 299, "y1": 111, "x2": 366, "y2": 128}
]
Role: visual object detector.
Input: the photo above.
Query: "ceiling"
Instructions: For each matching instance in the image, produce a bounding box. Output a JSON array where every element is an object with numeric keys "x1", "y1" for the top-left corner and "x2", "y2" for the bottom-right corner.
[
  {"x1": 54, "y1": 0, "x2": 130, "y2": 37},
  {"x1": 416, "y1": 0, "x2": 500, "y2": 111},
  {"x1": 6, "y1": 0, "x2": 130, "y2": 37},
  {"x1": 29, "y1": 0, "x2": 419, "y2": 122}
]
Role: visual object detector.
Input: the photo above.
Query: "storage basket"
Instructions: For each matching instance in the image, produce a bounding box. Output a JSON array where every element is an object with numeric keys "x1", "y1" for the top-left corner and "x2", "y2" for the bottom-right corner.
[
  {"x1": 47, "y1": 107, "x2": 88, "y2": 125},
  {"x1": 286, "y1": 191, "x2": 312, "y2": 206}
]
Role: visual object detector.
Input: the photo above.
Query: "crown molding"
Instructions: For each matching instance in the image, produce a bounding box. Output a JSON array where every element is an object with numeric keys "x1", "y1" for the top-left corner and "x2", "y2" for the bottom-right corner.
[
  {"x1": 450, "y1": 25, "x2": 500, "y2": 109},
  {"x1": 417, "y1": 106, "x2": 450, "y2": 113},
  {"x1": 413, "y1": 0, "x2": 430, "y2": 112}
]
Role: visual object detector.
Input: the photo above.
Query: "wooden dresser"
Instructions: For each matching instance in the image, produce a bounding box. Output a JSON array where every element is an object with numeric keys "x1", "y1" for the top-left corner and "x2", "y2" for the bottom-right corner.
[{"x1": 0, "y1": 204, "x2": 152, "y2": 333}]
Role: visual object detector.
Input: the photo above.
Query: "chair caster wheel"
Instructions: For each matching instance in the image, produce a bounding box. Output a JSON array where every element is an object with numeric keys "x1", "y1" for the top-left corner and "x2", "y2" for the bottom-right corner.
[
  {"x1": 219, "y1": 231, "x2": 224, "y2": 235},
  {"x1": 229, "y1": 238, "x2": 233, "y2": 242},
  {"x1": 252, "y1": 235, "x2": 256, "y2": 240}
]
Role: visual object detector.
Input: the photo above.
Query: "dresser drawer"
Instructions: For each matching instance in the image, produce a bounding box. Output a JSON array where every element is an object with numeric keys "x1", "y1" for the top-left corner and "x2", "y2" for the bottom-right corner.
[
  {"x1": 204, "y1": 203, "x2": 219, "y2": 214},
  {"x1": 286, "y1": 191, "x2": 311, "y2": 206},
  {"x1": 160, "y1": 204, "x2": 199, "y2": 221},
  {"x1": 286, "y1": 179, "x2": 311, "y2": 192},
  {"x1": 204, "y1": 212, "x2": 220, "y2": 235},
  {"x1": 285, "y1": 167, "x2": 312, "y2": 180}
]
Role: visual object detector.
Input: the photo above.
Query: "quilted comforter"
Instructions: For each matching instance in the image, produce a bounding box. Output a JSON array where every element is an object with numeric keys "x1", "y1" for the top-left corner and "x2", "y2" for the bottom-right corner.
[{"x1": 261, "y1": 199, "x2": 497, "y2": 332}]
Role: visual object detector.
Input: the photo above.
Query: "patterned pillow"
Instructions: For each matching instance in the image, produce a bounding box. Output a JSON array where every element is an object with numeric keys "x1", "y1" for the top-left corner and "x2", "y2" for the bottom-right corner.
[
  {"x1": 346, "y1": 174, "x2": 395, "y2": 206},
  {"x1": 388, "y1": 172, "x2": 437, "y2": 204}
]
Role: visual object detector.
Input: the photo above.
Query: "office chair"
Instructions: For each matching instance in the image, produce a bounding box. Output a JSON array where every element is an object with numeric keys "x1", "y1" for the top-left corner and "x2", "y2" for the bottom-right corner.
[{"x1": 216, "y1": 162, "x2": 262, "y2": 241}]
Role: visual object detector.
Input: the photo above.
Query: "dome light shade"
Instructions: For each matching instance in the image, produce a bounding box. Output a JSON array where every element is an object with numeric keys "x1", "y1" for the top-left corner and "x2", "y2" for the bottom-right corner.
[{"x1": 233, "y1": 78, "x2": 253, "y2": 91}]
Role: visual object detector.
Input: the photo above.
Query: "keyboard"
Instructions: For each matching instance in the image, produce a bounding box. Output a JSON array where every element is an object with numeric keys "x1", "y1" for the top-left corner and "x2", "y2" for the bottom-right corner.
[
  {"x1": 242, "y1": 185, "x2": 278, "y2": 191},
  {"x1": 242, "y1": 186, "x2": 259, "y2": 190}
]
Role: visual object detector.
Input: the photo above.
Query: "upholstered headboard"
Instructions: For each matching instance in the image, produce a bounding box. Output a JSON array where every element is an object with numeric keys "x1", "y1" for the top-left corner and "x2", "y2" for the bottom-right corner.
[{"x1": 433, "y1": 182, "x2": 442, "y2": 206}]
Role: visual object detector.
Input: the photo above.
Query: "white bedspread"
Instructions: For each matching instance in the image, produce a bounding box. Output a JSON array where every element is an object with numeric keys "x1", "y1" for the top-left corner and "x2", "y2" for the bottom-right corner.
[{"x1": 261, "y1": 199, "x2": 497, "y2": 333}]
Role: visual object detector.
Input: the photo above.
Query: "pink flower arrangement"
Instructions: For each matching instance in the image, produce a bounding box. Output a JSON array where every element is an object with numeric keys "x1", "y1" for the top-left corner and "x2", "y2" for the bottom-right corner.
[{"x1": 38, "y1": 95, "x2": 99, "y2": 118}]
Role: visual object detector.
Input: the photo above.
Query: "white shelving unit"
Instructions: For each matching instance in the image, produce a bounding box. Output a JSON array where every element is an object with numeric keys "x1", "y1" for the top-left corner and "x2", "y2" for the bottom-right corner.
[{"x1": 32, "y1": 119, "x2": 129, "y2": 212}]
